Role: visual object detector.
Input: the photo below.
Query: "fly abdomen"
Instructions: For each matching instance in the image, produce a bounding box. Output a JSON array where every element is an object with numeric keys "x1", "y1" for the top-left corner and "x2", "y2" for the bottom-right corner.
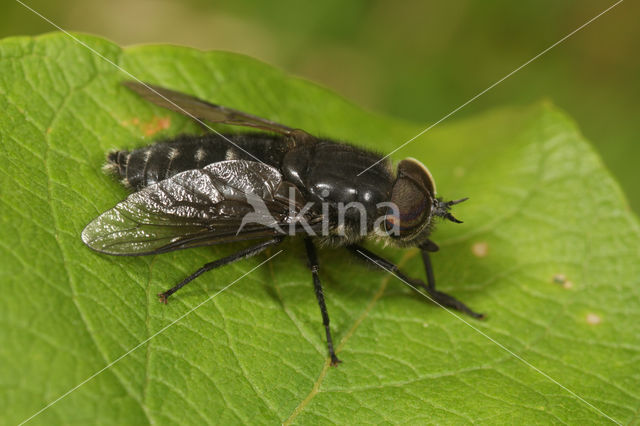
[
  {"x1": 105, "y1": 143, "x2": 180, "y2": 190},
  {"x1": 105, "y1": 132, "x2": 289, "y2": 191}
]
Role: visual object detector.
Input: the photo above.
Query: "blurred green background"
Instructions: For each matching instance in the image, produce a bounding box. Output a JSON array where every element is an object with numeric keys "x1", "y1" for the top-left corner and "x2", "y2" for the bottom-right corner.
[{"x1": 4, "y1": 0, "x2": 638, "y2": 211}]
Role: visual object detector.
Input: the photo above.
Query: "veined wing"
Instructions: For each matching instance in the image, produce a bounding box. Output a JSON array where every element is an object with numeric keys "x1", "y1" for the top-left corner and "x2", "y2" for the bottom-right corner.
[
  {"x1": 123, "y1": 81, "x2": 315, "y2": 141},
  {"x1": 82, "y1": 160, "x2": 300, "y2": 256}
]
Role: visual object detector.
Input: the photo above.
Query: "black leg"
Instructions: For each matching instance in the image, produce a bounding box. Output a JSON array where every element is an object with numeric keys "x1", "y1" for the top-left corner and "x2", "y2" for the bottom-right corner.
[
  {"x1": 347, "y1": 245, "x2": 484, "y2": 319},
  {"x1": 304, "y1": 238, "x2": 341, "y2": 366},
  {"x1": 158, "y1": 238, "x2": 282, "y2": 303},
  {"x1": 422, "y1": 250, "x2": 436, "y2": 290}
]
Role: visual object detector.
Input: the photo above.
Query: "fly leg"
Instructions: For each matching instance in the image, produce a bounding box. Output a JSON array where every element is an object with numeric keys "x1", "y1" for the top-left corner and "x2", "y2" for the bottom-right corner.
[
  {"x1": 419, "y1": 248, "x2": 484, "y2": 319},
  {"x1": 347, "y1": 244, "x2": 484, "y2": 319},
  {"x1": 158, "y1": 237, "x2": 283, "y2": 303},
  {"x1": 304, "y1": 238, "x2": 341, "y2": 366}
]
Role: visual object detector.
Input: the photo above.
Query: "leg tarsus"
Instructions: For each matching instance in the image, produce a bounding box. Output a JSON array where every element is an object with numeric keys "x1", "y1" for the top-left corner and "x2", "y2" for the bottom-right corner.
[
  {"x1": 421, "y1": 250, "x2": 484, "y2": 318},
  {"x1": 347, "y1": 245, "x2": 483, "y2": 319},
  {"x1": 421, "y1": 284, "x2": 484, "y2": 319},
  {"x1": 330, "y1": 354, "x2": 342, "y2": 367}
]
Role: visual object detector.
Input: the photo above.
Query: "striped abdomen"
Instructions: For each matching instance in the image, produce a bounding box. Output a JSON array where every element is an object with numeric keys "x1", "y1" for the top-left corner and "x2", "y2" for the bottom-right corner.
[{"x1": 105, "y1": 132, "x2": 289, "y2": 191}]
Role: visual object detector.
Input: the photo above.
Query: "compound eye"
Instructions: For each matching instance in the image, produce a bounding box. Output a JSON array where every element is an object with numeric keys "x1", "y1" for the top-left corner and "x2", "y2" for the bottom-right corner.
[{"x1": 385, "y1": 177, "x2": 432, "y2": 237}]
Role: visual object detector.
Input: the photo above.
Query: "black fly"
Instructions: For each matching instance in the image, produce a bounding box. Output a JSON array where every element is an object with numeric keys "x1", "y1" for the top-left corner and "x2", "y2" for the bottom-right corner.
[{"x1": 82, "y1": 82, "x2": 483, "y2": 366}]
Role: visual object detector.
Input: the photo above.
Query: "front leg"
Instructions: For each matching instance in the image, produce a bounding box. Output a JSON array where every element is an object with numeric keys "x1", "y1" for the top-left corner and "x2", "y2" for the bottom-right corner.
[
  {"x1": 347, "y1": 245, "x2": 484, "y2": 319},
  {"x1": 304, "y1": 238, "x2": 341, "y2": 366}
]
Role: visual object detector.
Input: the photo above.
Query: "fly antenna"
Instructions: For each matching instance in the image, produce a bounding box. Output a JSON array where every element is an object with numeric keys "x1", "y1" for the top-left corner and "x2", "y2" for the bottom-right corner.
[{"x1": 434, "y1": 197, "x2": 468, "y2": 223}]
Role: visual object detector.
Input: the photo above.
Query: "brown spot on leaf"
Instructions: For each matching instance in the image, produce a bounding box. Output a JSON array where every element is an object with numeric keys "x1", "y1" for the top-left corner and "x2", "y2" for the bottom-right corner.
[
  {"x1": 471, "y1": 242, "x2": 489, "y2": 258},
  {"x1": 586, "y1": 313, "x2": 601, "y2": 325},
  {"x1": 553, "y1": 273, "x2": 574, "y2": 289},
  {"x1": 122, "y1": 116, "x2": 170, "y2": 136},
  {"x1": 143, "y1": 116, "x2": 171, "y2": 137}
]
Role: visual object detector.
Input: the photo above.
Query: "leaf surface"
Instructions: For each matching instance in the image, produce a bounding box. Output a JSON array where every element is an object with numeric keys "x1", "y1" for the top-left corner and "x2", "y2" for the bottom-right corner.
[{"x1": 1, "y1": 33, "x2": 639, "y2": 425}]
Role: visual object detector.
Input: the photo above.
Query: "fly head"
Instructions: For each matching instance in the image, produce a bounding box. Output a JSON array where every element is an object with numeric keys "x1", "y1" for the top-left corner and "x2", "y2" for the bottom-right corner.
[{"x1": 384, "y1": 158, "x2": 467, "y2": 246}]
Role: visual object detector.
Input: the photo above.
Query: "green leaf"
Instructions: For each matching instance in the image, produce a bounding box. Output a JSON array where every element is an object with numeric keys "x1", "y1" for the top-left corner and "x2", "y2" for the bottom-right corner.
[{"x1": 1, "y1": 33, "x2": 639, "y2": 425}]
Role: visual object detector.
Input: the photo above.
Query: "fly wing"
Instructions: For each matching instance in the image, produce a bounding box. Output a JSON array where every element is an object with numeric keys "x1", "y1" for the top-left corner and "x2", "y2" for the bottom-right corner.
[
  {"x1": 123, "y1": 81, "x2": 315, "y2": 141},
  {"x1": 82, "y1": 160, "x2": 299, "y2": 256}
]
